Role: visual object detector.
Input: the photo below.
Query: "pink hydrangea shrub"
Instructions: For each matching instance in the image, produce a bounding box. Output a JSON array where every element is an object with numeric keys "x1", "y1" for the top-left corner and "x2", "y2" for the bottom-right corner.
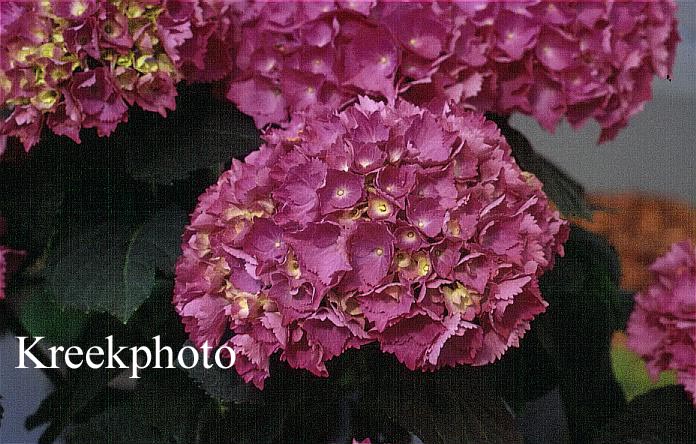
[
  {"x1": 173, "y1": 97, "x2": 568, "y2": 388},
  {"x1": 228, "y1": 0, "x2": 678, "y2": 142},
  {"x1": 0, "y1": 0, "x2": 238, "y2": 150},
  {"x1": 627, "y1": 240, "x2": 696, "y2": 406}
]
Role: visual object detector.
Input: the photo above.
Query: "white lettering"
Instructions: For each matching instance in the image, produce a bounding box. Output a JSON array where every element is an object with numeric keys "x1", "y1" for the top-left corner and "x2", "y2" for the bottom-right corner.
[
  {"x1": 64, "y1": 346, "x2": 84, "y2": 369},
  {"x1": 177, "y1": 344, "x2": 199, "y2": 369},
  {"x1": 16, "y1": 337, "x2": 49, "y2": 369},
  {"x1": 85, "y1": 346, "x2": 104, "y2": 368}
]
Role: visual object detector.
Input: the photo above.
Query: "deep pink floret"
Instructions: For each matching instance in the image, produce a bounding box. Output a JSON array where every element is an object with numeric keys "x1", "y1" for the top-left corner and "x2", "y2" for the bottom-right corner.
[
  {"x1": 627, "y1": 240, "x2": 696, "y2": 406},
  {"x1": 173, "y1": 97, "x2": 568, "y2": 388}
]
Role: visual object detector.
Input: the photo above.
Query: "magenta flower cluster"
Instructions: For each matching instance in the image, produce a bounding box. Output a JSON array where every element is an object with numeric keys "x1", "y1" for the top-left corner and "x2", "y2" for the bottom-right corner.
[
  {"x1": 173, "y1": 97, "x2": 568, "y2": 388},
  {"x1": 2, "y1": 1, "x2": 679, "y2": 150},
  {"x1": 228, "y1": 0, "x2": 678, "y2": 142},
  {"x1": 0, "y1": 0, "x2": 238, "y2": 150},
  {"x1": 627, "y1": 240, "x2": 696, "y2": 406}
]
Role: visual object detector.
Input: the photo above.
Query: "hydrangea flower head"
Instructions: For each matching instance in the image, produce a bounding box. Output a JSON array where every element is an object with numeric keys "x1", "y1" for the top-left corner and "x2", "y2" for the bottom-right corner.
[
  {"x1": 173, "y1": 97, "x2": 568, "y2": 388},
  {"x1": 228, "y1": 0, "x2": 678, "y2": 142},
  {"x1": 627, "y1": 240, "x2": 696, "y2": 406},
  {"x1": 0, "y1": 0, "x2": 238, "y2": 150}
]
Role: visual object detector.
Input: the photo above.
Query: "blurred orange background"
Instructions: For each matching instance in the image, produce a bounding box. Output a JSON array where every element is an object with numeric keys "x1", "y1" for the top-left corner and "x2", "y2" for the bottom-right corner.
[{"x1": 575, "y1": 193, "x2": 696, "y2": 292}]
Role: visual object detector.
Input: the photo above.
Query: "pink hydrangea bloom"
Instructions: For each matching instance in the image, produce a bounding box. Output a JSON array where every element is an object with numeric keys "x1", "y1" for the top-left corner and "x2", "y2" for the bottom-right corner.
[
  {"x1": 227, "y1": 0, "x2": 678, "y2": 142},
  {"x1": 173, "y1": 97, "x2": 568, "y2": 388},
  {"x1": 0, "y1": 0, "x2": 239, "y2": 150},
  {"x1": 0, "y1": 0, "x2": 180, "y2": 149},
  {"x1": 627, "y1": 240, "x2": 696, "y2": 406},
  {"x1": 352, "y1": 439, "x2": 371, "y2": 444}
]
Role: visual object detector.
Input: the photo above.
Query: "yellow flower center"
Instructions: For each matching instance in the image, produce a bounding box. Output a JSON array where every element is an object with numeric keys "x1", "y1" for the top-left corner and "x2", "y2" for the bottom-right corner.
[
  {"x1": 441, "y1": 282, "x2": 477, "y2": 312},
  {"x1": 135, "y1": 55, "x2": 159, "y2": 73},
  {"x1": 16, "y1": 47, "x2": 33, "y2": 63},
  {"x1": 237, "y1": 298, "x2": 250, "y2": 318},
  {"x1": 415, "y1": 254, "x2": 431, "y2": 277},
  {"x1": 38, "y1": 43, "x2": 56, "y2": 58},
  {"x1": 71, "y1": 0, "x2": 88, "y2": 17},
  {"x1": 447, "y1": 220, "x2": 461, "y2": 237},
  {"x1": 33, "y1": 89, "x2": 59, "y2": 109},
  {"x1": 395, "y1": 252, "x2": 411, "y2": 268},
  {"x1": 369, "y1": 198, "x2": 392, "y2": 219},
  {"x1": 118, "y1": 54, "x2": 134, "y2": 68},
  {"x1": 286, "y1": 253, "x2": 301, "y2": 279},
  {"x1": 126, "y1": 4, "x2": 145, "y2": 18}
]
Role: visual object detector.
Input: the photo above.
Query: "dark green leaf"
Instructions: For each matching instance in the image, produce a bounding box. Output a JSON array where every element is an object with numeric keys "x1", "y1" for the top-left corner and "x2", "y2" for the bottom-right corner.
[
  {"x1": 107, "y1": 85, "x2": 261, "y2": 184},
  {"x1": 65, "y1": 370, "x2": 208, "y2": 444},
  {"x1": 536, "y1": 225, "x2": 627, "y2": 443},
  {"x1": 26, "y1": 287, "x2": 187, "y2": 444},
  {"x1": 127, "y1": 279, "x2": 187, "y2": 345},
  {"x1": 137, "y1": 208, "x2": 188, "y2": 276},
  {"x1": 46, "y1": 220, "x2": 153, "y2": 322},
  {"x1": 27, "y1": 358, "x2": 121, "y2": 444},
  {"x1": 12, "y1": 282, "x2": 87, "y2": 345},
  {"x1": 0, "y1": 142, "x2": 65, "y2": 254},
  {"x1": 488, "y1": 114, "x2": 593, "y2": 219},
  {"x1": 610, "y1": 290, "x2": 635, "y2": 332},
  {"x1": 197, "y1": 402, "x2": 290, "y2": 444},
  {"x1": 182, "y1": 341, "x2": 263, "y2": 405},
  {"x1": 492, "y1": 328, "x2": 559, "y2": 410},
  {"x1": 596, "y1": 386, "x2": 696, "y2": 444},
  {"x1": 45, "y1": 208, "x2": 186, "y2": 322},
  {"x1": 367, "y1": 353, "x2": 522, "y2": 444}
]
